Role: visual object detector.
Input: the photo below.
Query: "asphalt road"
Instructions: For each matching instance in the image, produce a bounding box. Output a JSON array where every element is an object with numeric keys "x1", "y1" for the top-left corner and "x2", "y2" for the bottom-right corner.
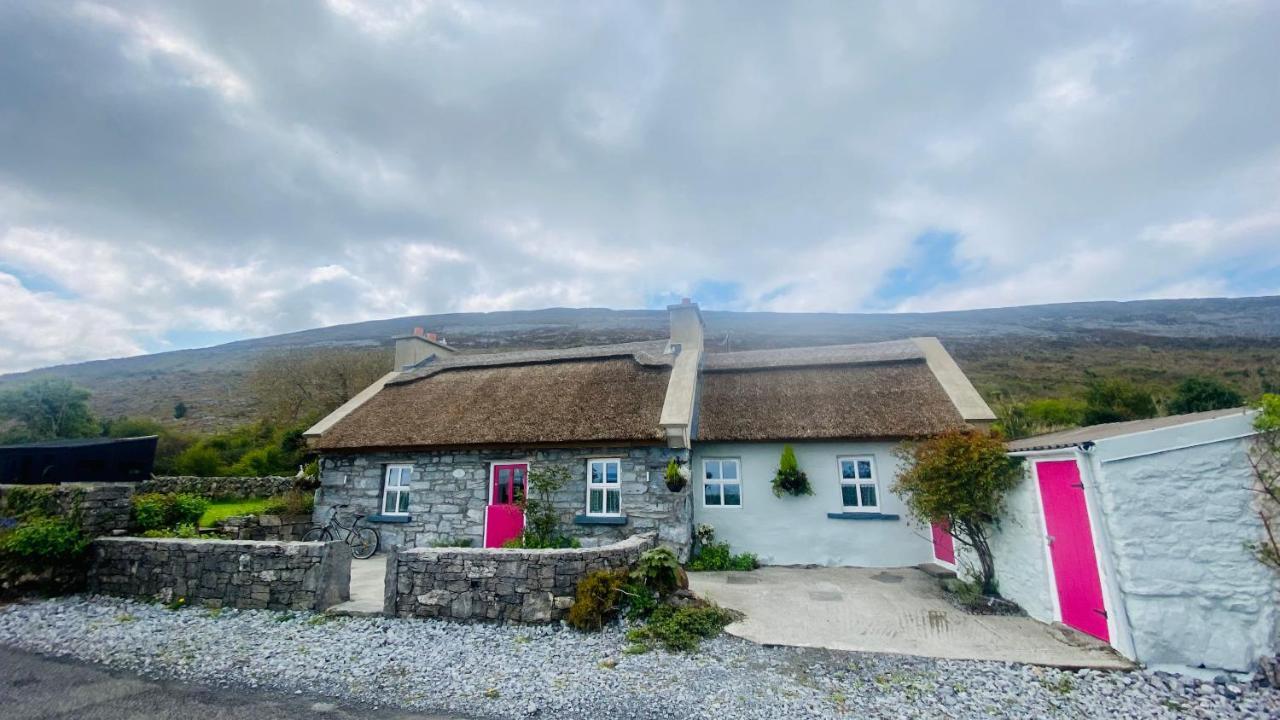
[{"x1": 0, "y1": 646, "x2": 469, "y2": 720}]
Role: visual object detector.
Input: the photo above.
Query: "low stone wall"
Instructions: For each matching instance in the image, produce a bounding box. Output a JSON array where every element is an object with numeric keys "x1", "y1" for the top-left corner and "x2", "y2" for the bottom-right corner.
[
  {"x1": 88, "y1": 537, "x2": 350, "y2": 611},
  {"x1": 219, "y1": 514, "x2": 313, "y2": 541},
  {"x1": 0, "y1": 483, "x2": 134, "y2": 538},
  {"x1": 141, "y1": 476, "x2": 296, "y2": 500},
  {"x1": 386, "y1": 533, "x2": 656, "y2": 623}
]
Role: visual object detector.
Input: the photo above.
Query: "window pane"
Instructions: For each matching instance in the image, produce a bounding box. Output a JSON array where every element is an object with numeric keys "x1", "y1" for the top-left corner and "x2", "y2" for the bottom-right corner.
[
  {"x1": 857, "y1": 460, "x2": 873, "y2": 479},
  {"x1": 589, "y1": 489, "x2": 603, "y2": 513},
  {"x1": 704, "y1": 482, "x2": 721, "y2": 505},
  {"x1": 841, "y1": 485, "x2": 859, "y2": 508},
  {"x1": 840, "y1": 460, "x2": 856, "y2": 479},
  {"x1": 396, "y1": 491, "x2": 409, "y2": 513},
  {"x1": 590, "y1": 462, "x2": 603, "y2": 484},
  {"x1": 606, "y1": 489, "x2": 620, "y2": 514},
  {"x1": 860, "y1": 484, "x2": 877, "y2": 508},
  {"x1": 705, "y1": 460, "x2": 720, "y2": 480},
  {"x1": 383, "y1": 493, "x2": 395, "y2": 514},
  {"x1": 723, "y1": 483, "x2": 741, "y2": 506},
  {"x1": 605, "y1": 462, "x2": 618, "y2": 484},
  {"x1": 722, "y1": 460, "x2": 738, "y2": 480}
]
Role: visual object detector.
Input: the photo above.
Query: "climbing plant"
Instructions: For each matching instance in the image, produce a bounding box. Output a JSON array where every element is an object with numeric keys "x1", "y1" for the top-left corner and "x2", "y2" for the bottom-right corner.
[{"x1": 1250, "y1": 394, "x2": 1280, "y2": 572}]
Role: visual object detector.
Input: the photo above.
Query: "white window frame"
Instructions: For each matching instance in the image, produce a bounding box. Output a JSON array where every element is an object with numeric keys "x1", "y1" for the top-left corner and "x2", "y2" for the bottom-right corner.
[
  {"x1": 701, "y1": 458, "x2": 742, "y2": 508},
  {"x1": 381, "y1": 464, "x2": 413, "y2": 516},
  {"x1": 837, "y1": 455, "x2": 879, "y2": 512},
  {"x1": 585, "y1": 458, "x2": 623, "y2": 517}
]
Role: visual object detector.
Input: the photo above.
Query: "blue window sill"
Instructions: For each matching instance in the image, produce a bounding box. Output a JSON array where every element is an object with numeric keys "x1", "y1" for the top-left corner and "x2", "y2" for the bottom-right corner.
[
  {"x1": 573, "y1": 514, "x2": 628, "y2": 526},
  {"x1": 827, "y1": 512, "x2": 899, "y2": 521},
  {"x1": 368, "y1": 514, "x2": 411, "y2": 524}
]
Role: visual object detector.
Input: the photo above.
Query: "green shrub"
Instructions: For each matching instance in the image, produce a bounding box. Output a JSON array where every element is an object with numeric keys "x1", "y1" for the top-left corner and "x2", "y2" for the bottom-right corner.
[
  {"x1": 566, "y1": 569, "x2": 625, "y2": 631},
  {"x1": 686, "y1": 541, "x2": 758, "y2": 572},
  {"x1": 772, "y1": 444, "x2": 813, "y2": 497},
  {"x1": 619, "y1": 580, "x2": 659, "y2": 621},
  {"x1": 262, "y1": 490, "x2": 314, "y2": 516},
  {"x1": 0, "y1": 517, "x2": 88, "y2": 567},
  {"x1": 131, "y1": 493, "x2": 209, "y2": 531},
  {"x1": 631, "y1": 547, "x2": 685, "y2": 595},
  {"x1": 141, "y1": 523, "x2": 200, "y2": 539},
  {"x1": 627, "y1": 605, "x2": 735, "y2": 652},
  {"x1": 504, "y1": 532, "x2": 580, "y2": 549},
  {"x1": 173, "y1": 445, "x2": 226, "y2": 477}
]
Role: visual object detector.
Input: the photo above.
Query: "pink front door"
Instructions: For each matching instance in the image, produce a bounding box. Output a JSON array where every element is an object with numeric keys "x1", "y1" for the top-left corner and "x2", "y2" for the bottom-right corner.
[
  {"x1": 484, "y1": 463, "x2": 527, "y2": 548},
  {"x1": 1037, "y1": 459, "x2": 1109, "y2": 642},
  {"x1": 931, "y1": 521, "x2": 955, "y2": 565}
]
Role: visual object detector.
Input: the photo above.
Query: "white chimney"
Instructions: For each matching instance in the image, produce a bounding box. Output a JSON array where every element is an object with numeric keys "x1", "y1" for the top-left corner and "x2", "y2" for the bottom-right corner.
[
  {"x1": 659, "y1": 299, "x2": 704, "y2": 448},
  {"x1": 394, "y1": 328, "x2": 456, "y2": 370}
]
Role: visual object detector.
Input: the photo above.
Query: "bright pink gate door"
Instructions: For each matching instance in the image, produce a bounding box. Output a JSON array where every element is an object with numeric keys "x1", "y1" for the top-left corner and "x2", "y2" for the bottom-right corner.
[
  {"x1": 1037, "y1": 459, "x2": 1109, "y2": 641},
  {"x1": 931, "y1": 521, "x2": 955, "y2": 565},
  {"x1": 485, "y1": 464, "x2": 527, "y2": 548}
]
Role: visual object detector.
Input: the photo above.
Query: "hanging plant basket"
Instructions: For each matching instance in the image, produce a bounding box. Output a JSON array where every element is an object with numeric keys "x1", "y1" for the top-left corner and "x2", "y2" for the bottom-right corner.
[
  {"x1": 772, "y1": 444, "x2": 814, "y2": 497},
  {"x1": 664, "y1": 458, "x2": 689, "y2": 492}
]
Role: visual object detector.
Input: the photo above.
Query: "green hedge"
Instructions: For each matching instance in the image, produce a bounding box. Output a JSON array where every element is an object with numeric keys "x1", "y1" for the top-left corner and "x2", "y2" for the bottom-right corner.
[{"x1": 131, "y1": 493, "x2": 209, "y2": 532}]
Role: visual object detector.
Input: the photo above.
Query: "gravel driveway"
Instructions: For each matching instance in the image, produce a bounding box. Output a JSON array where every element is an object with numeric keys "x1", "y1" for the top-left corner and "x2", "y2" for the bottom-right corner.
[{"x1": 1, "y1": 596, "x2": 1276, "y2": 719}]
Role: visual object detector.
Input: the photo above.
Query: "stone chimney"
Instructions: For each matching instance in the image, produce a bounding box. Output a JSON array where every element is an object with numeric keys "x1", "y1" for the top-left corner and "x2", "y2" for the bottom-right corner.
[
  {"x1": 659, "y1": 299, "x2": 704, "y2": 448},
  {"x1": 394, "y1": 328, "x2": 456, "y2": 371}
]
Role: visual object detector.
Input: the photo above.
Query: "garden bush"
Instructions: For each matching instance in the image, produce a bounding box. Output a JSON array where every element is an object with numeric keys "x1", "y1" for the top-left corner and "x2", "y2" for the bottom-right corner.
[
  {"x1": 772, "y1": 444, "x2": 813, "y2": 497},
  {"x1": 131, "y1": 493, "x2": 209, "y2": 532},
  {"x1": 141, "y1": 523, "x2": 200, "y2": 539},
  {"x1": 686, "y1": 541, "x2": 758, "y2": 572},
  {"x1": 566, "y1": 569, "x2": 625, "y2": 631},
  {"x1": 0, "y1": 517, "x2": 88, "y2": 567},
  {"x1": 625, "y1": 605, "x2": 736, "y2": 652},
  {"x1": 630, "y1": 546, "x2": 686, "y2": 595},
  {"x1": 262, "y1": 489, "x2": 315, "y2": 516}
]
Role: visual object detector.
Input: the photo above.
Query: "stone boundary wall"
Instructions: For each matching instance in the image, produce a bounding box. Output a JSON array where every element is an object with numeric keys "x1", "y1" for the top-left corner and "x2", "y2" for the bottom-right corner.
[
  {"x1": 0, "y1": 483, "x2": 134, "y2": 538},
  {"x1": 386, "y1": 533, "x2": 656, "y2": 623},
  {"x1": 141, "y1": 476, "x2": 296, "y2": 500},
  {"x1": 88, "y1": 537, "x2": 350, "y2": 612},
  {"x1": 219, "y1": 514, "x2": 313, "y2": 541}
]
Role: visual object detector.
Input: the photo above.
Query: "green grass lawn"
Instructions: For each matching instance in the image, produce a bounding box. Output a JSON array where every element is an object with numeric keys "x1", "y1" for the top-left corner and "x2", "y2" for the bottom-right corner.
[{"x1": 199, "y1": 498, "x2": 275, "y2": 527}]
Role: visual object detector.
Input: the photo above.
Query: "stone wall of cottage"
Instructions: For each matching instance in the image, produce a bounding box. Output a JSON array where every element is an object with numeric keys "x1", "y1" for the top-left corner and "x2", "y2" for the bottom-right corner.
[
  {"x1": 0, "y1": 483, "x2": 134, "y2": 538},
  {"x1": 316, "y1": 446, "x2": 692, "y2": 558},
  {"x1": 386, "y1": 533, "x2": 656, "y2": 622},
  {"x1": 87, "y1": 537, "x2": 350, "y2": 611},
  {"x1": 141, "y1": 476, "x2": 297, "y2": 500}
]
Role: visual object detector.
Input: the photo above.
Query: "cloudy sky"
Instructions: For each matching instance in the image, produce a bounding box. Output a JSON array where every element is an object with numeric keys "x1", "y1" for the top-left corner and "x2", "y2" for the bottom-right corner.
[{"x1": 1, "y1": 1, "x2": 1278, "y2": 374}]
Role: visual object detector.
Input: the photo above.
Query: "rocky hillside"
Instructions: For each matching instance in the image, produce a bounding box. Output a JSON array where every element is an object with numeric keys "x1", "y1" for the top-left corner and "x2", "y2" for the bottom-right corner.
[{"x1": 3, "y1": 296, "x2": 1278, "y2": 431}]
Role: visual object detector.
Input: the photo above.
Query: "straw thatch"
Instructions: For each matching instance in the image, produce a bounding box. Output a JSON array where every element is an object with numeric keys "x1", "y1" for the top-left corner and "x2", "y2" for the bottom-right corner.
[
  {"x1": 695, "y1": 360, "x2": 967, "y2": 442},
  {"x1": 314, "y1": 356, "x2": 670, "y2": 451}
]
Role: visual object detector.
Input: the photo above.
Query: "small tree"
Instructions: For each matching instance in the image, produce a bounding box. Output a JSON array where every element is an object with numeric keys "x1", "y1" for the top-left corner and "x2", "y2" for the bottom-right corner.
[
  {"x1": 893, "y1": 429, "x2": 1023, "y2": 595},
  {"x1": 1168, "y1": 377, "x2": 1243, "y2": 414},
  {"x1": 1083, "y1": 379, "x2": 1157, "y2": 425},
  {"x1": 1250, "y1": 394, "x2": 1280, "y2": 571},
  {"x1": 518, "y1": 465, "x2": 575, "y2": 548},
  {"x1": 0, "y1": 379, "x2": 98, "y2": 441}
]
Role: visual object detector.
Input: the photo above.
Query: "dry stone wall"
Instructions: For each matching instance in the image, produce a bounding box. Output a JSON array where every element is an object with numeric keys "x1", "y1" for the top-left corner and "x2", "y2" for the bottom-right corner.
[
  {"x1": 0, "y1": 483, "x2": 133, "y2": 538},
  {"x1": 141, "y1": 476, "x2": 296, "y2": 500},
  {"x1": 88, "y1": 537, "x2": 350, "y2": 611},
  {"x1": 387, "y1": 533, "x2": 656, "y2": 623},
  {"x1": 219, "y1": 514, "x2": 313, "y2": 541}
]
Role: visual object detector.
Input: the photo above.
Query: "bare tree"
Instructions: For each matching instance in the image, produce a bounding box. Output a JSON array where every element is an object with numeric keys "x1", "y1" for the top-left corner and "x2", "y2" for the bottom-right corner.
[
  {"x1": 246, "y1": 347, "x2": 392, "y2": 424},
  {"x1": 1250, "y1": 395, "x2": 1280, "y2": 571}
]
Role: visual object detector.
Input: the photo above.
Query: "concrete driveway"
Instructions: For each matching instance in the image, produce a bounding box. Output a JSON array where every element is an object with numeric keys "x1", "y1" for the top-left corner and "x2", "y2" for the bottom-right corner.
[{"x1": 689, "y1": 566, "x2": 1130, "y2": 669}]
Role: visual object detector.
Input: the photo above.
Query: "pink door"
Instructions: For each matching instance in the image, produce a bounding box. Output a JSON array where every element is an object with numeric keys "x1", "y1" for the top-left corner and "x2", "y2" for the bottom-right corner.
[
  {"x1": 485, "y1": 463, "x2": 527, "y2": 548},
  {"x1": 1037, "y1": 459, "x2": 1109, "y2": 641},
  {"x1": 931, "y1": 521, "x2": 955, "y2": 565}
]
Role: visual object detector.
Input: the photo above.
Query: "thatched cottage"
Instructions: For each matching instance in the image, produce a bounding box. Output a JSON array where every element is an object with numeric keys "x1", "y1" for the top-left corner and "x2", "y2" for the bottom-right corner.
[{"x1": 305, "y1": 301, "x2": 996, "y2": 563}]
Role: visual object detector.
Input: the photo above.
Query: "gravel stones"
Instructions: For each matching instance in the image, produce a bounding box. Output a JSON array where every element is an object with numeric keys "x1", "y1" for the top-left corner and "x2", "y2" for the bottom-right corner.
[{"x1": 2, "y1": 595, "x2": 1278, "y2": 720}]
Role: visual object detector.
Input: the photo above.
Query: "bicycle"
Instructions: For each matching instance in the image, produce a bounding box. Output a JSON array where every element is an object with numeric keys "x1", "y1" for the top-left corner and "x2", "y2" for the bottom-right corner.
[{"x1": 303, "y1": 505, "x2": 380, "y2": 559}]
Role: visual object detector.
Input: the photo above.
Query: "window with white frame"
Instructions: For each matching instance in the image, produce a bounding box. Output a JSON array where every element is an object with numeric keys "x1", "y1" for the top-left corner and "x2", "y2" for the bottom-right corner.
[
  {"x1": 837, "y1": 456, "x2": 878, "y2": 511},
  {"x1": 382, "y1": 464, "x2": 412, "y2": 515},
  {"x1": 702, "y1": 458, "x2": 741, "y2": 507},
  {"x1": 586, "y1": 458, "x2": 622, "y2": 516}
]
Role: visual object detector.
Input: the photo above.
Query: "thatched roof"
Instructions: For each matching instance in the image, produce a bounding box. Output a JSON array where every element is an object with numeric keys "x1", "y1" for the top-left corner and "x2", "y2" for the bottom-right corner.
[
  {"x1": 695, "y1": 356, "x2": 968, "y2": 442},
  {"x1": 314, "y1": 355, "x2": 671, "y2": 451}
]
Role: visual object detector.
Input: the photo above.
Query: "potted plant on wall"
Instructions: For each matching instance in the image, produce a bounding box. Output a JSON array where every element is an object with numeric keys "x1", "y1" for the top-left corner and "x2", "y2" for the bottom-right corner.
[
  {"x1": 772, "y1": 445, "x2": 813, "y2": 497},
  {"x1": 663, "y1": 458, "x2": 689, "y2": 492}
]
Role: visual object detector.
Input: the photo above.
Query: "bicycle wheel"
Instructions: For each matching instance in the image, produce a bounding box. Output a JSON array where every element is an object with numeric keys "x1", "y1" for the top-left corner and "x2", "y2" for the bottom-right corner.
[
  {"x1": 349, "y1": 527, "x2": 379, "y2": 559},
  {"x1": 302, "y1": 527, "x2": 333, "y2": 543}
]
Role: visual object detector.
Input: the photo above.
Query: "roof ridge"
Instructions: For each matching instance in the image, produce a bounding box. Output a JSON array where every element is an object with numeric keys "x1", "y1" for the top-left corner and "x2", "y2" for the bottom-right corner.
[{"x1": 387, "y1": 339, "x2": 672, "y2": 386}]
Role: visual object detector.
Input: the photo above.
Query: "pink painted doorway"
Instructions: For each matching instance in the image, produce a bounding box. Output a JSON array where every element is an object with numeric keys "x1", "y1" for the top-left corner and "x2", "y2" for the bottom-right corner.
[
  {"x1": 931, "y1": 521, "x2": 955, "y2": 565},
  {"x1": 484, "y1": 463, "x2": 527, "y2": 548},
  {"x1": 1036, "y1": 459, "x2": 1109, "y2": 642}
]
